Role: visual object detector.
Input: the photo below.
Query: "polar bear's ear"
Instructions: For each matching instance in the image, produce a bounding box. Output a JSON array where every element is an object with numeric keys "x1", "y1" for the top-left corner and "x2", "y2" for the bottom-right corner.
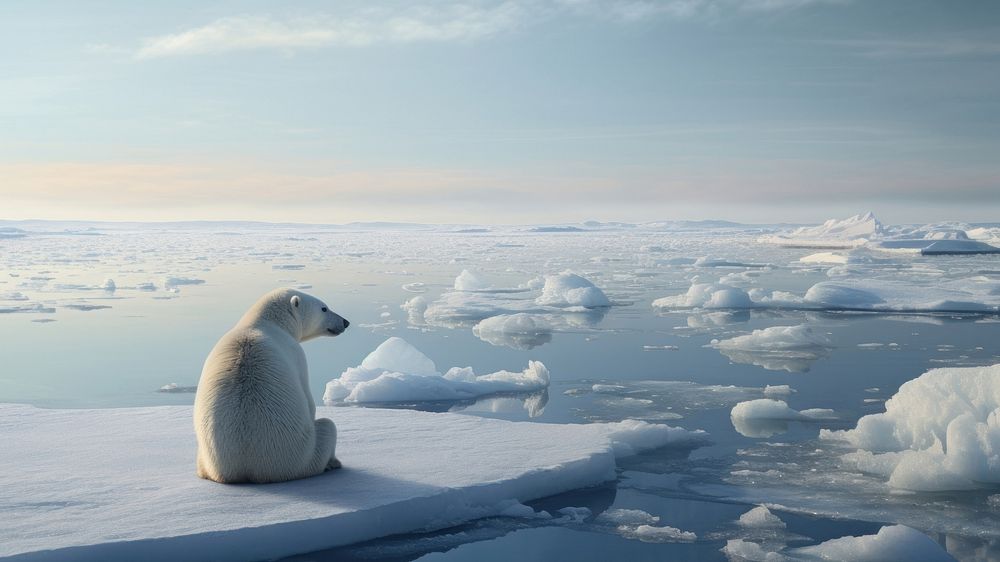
[{"x1": 290, "y1": 295, "x2": 301, "y2": 309}]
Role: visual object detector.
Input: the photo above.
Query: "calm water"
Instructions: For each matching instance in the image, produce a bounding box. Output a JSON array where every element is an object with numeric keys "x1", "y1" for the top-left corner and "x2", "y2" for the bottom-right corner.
[{"x1": 2, "y1": 224, "x2": 1000, "y2": 560}]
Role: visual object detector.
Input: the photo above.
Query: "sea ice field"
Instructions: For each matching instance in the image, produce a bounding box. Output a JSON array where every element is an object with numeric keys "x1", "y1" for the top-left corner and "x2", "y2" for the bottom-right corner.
[{"x1": 2, "y1": 213, "x2": 1000, "y2": 561}]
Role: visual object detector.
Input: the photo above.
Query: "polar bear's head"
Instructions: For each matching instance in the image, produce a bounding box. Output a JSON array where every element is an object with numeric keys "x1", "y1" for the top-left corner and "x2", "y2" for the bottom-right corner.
[{"x1": 289, "y1": 291, "x2": 350, "y2": 341}]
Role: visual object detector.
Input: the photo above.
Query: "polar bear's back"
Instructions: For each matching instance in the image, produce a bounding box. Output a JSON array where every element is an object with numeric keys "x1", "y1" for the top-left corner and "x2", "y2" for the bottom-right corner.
[{"x1": 195, "y1": 326, "x2": 315, "y2": 483}]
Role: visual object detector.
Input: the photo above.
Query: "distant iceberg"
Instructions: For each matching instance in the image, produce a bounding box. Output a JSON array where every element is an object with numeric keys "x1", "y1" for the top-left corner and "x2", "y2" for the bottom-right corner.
[{"x1": 759, "y1": 212, "x2": 883, "y2": 248}]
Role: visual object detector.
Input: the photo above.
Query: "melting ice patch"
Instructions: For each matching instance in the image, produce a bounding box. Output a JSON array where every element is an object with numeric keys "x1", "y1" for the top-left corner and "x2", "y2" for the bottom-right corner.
[
  {"x1": 710, "y1": 325, "x2": 833, "y2": 373},
  {"x1": 822, "y1": 363, "x2": 1000, "y2": 492},
  {"x1": 323, "y1": 337, "x2": 550, "y2": 404}
]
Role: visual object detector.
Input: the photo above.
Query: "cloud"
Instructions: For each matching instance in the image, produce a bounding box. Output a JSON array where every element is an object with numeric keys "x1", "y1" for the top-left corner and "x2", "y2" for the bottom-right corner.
[
  {"x1": 132, "y1": 0, "x2": 846, "y2": 59},
  {"x1": 134, "y1": 5, "x2": 527, "y2": 59}
]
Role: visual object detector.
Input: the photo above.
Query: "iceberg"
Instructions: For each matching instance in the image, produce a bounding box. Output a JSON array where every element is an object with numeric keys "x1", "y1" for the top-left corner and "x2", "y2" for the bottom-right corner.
[
  {"x1": 324, "y1": 337, "x2": 550, "y2": 404},
  {"x1": 0, "y1": 403, "x2": 705, "y2": 561},
  {"x1": 821, "y1": 363, "x2": 1000, "y2": 491}
]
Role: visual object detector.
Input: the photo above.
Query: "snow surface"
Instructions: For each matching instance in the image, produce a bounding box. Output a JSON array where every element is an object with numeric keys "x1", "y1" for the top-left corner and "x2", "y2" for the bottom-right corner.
[
  {"x1": 710, "y1": 325, "x2": 832, "y2": 373},
  {"x1": 822, "y1": 363, "x2": 1000, "y2": 491},
  {"x1": 324, "y1": 337, "x2": 550, "y2": 404},
  {"x1": 0, "y1": 403, "x2": 705, "y2": 561}
]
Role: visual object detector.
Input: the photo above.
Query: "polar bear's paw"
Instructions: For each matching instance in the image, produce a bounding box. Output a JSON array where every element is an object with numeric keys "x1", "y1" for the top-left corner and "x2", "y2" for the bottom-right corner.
[{"x1": 325, "y1": 457, "x2": 343, "y2": 471}]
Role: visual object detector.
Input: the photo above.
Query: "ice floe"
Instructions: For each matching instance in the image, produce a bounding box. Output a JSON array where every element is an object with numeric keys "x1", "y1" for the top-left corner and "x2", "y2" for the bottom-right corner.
[
  {"x1": 323, "y1": 337, "x2": 550, "y2": 404},
  {"x1": 822, "y1": 363, "x2": 1000, "y2": 491},
  {"x1": 0, "y1": 402, "x2": 703, "y2": 561},
  {"x1": 710, "y1": 325, "x2": 833, "y2": 373}
]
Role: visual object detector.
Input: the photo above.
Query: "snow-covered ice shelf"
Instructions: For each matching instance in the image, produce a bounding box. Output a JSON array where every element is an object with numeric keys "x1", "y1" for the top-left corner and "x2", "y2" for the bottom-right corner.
[{"x1": 0, "y1": 403, "x2": 704, "y2": 561}]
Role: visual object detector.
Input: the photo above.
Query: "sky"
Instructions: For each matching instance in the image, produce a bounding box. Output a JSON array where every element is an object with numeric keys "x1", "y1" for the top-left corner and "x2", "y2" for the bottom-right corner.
[{"x1": 2, "y1": 0, "x2": 999, "y2": 225}]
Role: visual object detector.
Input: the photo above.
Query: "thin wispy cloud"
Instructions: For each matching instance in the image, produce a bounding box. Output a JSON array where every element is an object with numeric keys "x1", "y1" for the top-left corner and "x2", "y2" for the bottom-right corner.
[
  {"x1": 820, "y1": 37, "x2": 1000, "y2": 58},
  {"x1": 132, "y1": 0, "x2": 846, "y2": 59},
  {"x1": 134, "y1": 5, "x2": 527, "y2": 59}
]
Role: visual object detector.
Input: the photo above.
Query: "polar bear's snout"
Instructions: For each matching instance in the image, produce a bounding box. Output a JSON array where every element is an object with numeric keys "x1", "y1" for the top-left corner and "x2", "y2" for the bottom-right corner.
[{"x1": 326, "y1": 314, "x2": 350, "y2": 336}]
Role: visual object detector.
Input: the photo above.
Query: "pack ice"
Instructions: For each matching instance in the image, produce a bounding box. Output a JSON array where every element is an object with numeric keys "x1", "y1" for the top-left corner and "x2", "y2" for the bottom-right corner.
[{"x1": 0, "y1": 403, "x2": 705, "y2": 561}]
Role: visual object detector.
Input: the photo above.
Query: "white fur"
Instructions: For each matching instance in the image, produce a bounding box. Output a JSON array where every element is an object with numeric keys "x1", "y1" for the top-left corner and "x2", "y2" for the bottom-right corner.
[{"x1": 194, "y1": 288, "x2": 349, "y2": 484}]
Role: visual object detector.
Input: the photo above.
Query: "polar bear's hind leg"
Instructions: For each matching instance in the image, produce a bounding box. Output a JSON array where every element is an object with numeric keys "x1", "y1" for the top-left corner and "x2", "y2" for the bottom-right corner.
[{"x1": 311, "y1": 417, "x2": 340, "y2": 474}]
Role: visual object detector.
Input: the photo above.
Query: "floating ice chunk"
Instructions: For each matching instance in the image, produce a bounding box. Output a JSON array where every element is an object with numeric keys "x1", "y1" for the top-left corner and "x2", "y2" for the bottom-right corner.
[
  {"x1": 157, "y1": 383, "x2": 197, "y2": 393},
  {"x1": 324, "y1": 337, "x2": 550, "y2": 404},
  {"x1": 472, "y1": 313, "x2": 553, "y2": 350},
  {"x1": 822, "y1": 363, "x2": 1000, "y2": 491},
  {"x1": 401, "y1": 295, "x2": 428, "y2": 324},
  {"x1": 721, "y1": 539, "x2": 784, "y2": 561},
  {"x1": 0, "y1": 302, "x2": 55, "y2": 314},
  {"x1": 652, "y1": 283, "x2": 755, "y2": 310},
  {"x1": 595, "y1": 508, "x2": 659, "y2": 526},
  {"x1": 557, "y1": 506, "x2": 592, "y2": 522},
  {"x1": 711, "y1": 325, "x2": 832, "y2": 373},
  {"x1": 620, "y1": 524, "x2": 697, "y2": 543},
  {"x1": 731, "y1": 399, "x2": 836, "y2": 438},
  {"x1": 535, "y1": 271, "x2": 610, "y2": 308},
  {"x1": 788, "y1": 525, "x2": 953, "y2": 561},
  {"x1": 799, "y1": 252, "x2": 849, "y2": 264},
  {"x1": 360, "y1": 337, "x2": 438, "y2": 376},
  {"x1": 454, "y1": 269, "x2": 491, "y2": 291},
  {"x1": 101, "y1": 278, "x2": 116, "y2": 292},
  {"x1": 163, "y1": 276, "x2": 205, "y2": 291},
  {"x1": 0, "y1": 403, "x2": 703, "y2": 560},
  {"x1": 763, "y1": 385, "x2": 795, "y2": 396},
  {"x1": 737, "y1": 506, "x2": 786, "y2": 529}
]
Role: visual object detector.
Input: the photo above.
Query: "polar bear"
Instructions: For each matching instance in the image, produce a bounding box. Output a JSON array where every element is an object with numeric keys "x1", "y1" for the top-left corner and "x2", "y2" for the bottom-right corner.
[{"x1": 194, "y1": 288, "x2": 350, "y2": 484}]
